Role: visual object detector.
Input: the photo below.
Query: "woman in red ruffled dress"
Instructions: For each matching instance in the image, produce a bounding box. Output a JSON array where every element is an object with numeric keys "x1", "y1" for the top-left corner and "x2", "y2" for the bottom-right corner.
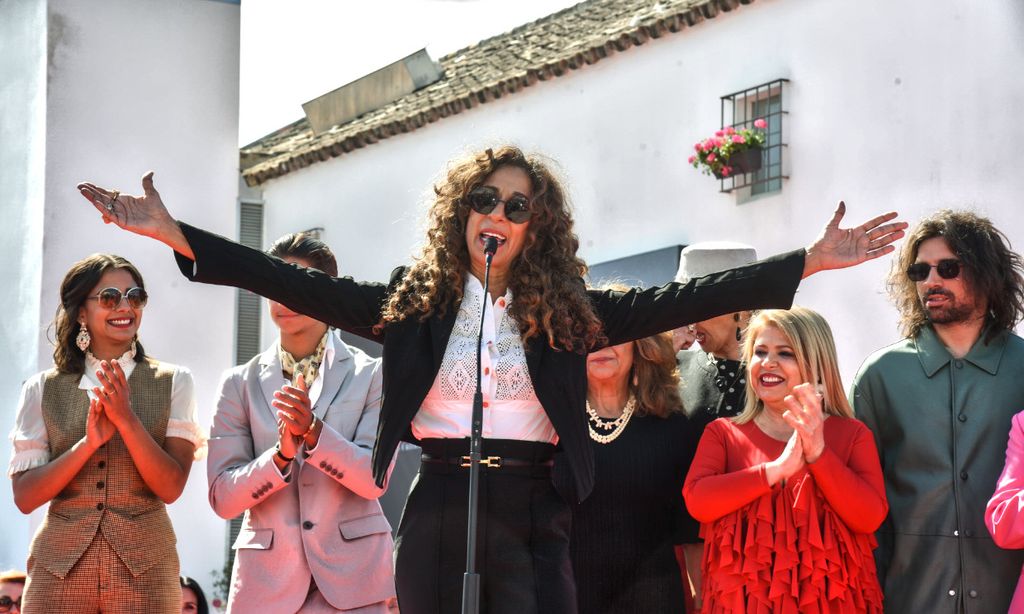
[{"x1": 683, "y1": 307, "x2": 886, "y2": 613}]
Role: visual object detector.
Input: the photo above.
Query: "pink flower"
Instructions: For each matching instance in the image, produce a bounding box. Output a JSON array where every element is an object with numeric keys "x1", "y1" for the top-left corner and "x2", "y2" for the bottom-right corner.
[
  {"x1": 721, "y1": 166, "x2": 731, "y2": 177},
  {"x1": 694, "y1": 142, "x2": 703, "y2": 152},
  {"x1": 732, "y1": 135, "x2": 745, "y2": 144},
  {"x1": 688, "y1": 155, "x2": 696, "y2": 164},
  {"x1": 212, "y1": 599, "x2": 223, "y2": 608},
  {"x1": 753, "y1": 118, "x2": 767, "y2": 129},
  {"x1": 706, "y1": 153, "x2": 716, "y2": 162},
  {"x1": 715, "y1": 130, "x2": 725, "y2": 137},
  {"x1": 725, "y1": 127, "x2": 736, "y2": 135}
]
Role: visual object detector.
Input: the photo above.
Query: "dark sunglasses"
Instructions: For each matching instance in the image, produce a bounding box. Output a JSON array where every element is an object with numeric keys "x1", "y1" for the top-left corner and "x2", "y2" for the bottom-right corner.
[
  {"x1": 906, "y1": 259, "x2": 962, "y2": 282},
  {"x1": 87, "y1": 286, "x2": 149, "y2": 309},
  {"x1": 465, "y1": 186, "x2": 532, "y2": 224},
  {"x1": 0, "y1": 595, "x2": 20, "y2": 611}
]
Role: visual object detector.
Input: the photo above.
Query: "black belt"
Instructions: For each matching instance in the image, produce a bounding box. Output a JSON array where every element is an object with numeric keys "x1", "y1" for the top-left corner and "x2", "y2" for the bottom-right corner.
[
  {"x1": 417, "y1": 438, "x2": 556, "y2": 474},
  {"x1": 420, "y1": 453, "x2": 554, "y2": 469}
]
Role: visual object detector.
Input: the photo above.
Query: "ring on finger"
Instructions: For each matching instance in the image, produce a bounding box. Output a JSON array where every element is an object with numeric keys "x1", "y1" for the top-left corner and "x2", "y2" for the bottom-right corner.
[{"x1": 107, "y1": 190, "x2": 120, "y2": 212}]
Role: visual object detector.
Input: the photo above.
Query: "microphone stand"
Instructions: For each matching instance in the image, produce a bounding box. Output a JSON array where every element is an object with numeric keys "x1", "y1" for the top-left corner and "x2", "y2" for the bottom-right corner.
[{"x1": 462, "y1": 237, "x2": 497, "y2": 614}]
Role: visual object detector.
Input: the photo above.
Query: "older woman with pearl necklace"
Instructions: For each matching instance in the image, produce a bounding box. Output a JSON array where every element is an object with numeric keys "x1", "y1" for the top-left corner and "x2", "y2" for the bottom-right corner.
[{"x1": 559, "y1": 292, "x2": 694, "y2": 613}]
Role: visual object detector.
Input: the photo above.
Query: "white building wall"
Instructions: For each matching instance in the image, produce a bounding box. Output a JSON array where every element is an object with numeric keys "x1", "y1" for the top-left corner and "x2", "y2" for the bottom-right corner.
[
  {"x1": 258, "y1": 0, "x2": 1024, "y2": 387},
  {"x1": 0, "y1": 0, "x2": 240, "y2": 594},
  {"x1": 0, "y1": 0, "x2": 48, "y2": 570}
]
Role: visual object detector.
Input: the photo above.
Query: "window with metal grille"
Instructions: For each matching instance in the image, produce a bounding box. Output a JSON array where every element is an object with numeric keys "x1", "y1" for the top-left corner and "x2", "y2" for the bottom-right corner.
[{"x1": 719, "y1": 79, "x2": 788, "y2": 195}]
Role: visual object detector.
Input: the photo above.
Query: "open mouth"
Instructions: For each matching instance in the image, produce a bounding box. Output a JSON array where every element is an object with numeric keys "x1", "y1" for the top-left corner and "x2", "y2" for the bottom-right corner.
[
  {"x1": 480, "y1": 231, "x2": 507, "y2": 248},
  {"x1": 759, "y1": 373, "x2": 784, "y2": 386},
  {"x1": 107, "y1": 317, "x2": 134, "y2": 329}
]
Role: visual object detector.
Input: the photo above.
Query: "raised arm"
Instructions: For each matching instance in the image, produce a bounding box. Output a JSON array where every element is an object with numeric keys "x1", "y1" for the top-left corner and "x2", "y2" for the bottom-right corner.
[
  {"x1": 78, "y1": 173, "x2": 389, "y2": 341},
  {"x1": 986, "y1": 412, "x2": 1024, "y2": 549},
  {"x1": 593, "y1": 204, "x2": 905, "y2": 347},
  {"x1": 78, "y1": 172, "x2": 194, "y2": 258},
  {"x1": 801, "y1": 202, "x2": 906, "y2": 277}
]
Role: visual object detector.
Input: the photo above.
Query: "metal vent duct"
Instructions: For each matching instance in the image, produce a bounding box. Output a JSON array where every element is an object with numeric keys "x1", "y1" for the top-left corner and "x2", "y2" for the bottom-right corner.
[{"x1": 302, "y1": 49, "x2": 443, "y2": 134}]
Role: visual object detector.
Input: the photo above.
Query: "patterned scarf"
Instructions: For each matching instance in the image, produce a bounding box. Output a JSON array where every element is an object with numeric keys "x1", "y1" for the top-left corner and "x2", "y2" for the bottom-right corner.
[{"x1": 279, "y1": 333, "x2": 328, "y2": 386}]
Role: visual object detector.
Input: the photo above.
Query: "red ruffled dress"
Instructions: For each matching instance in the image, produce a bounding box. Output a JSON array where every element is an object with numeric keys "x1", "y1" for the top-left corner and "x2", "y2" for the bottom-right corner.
[{"x1": 683, "y1": 417, "x2": 887, "y2": 613}]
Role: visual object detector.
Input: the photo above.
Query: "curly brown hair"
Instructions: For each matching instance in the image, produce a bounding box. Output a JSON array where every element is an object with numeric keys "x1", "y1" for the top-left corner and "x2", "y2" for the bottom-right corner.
[
  {"x1": 379, "y1": 145, "x2": 604, "y2": 352},
  {"x1": 51, "y1": 254, "x2": 148, "y2": 374},
  {"x1": 887, "y1": 209, "x2": 1024, "y2": 343}
]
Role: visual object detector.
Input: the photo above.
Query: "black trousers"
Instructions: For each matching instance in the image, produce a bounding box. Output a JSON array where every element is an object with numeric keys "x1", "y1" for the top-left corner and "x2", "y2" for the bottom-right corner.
[{"x1": 394, "y1": 439, "x2": 577, "y2": 614}]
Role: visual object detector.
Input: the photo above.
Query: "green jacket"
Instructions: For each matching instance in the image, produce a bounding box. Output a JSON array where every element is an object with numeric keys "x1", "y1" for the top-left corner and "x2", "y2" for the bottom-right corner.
[{"x1": 852, "y1": 325, "x2": 1024, "y2": 613}]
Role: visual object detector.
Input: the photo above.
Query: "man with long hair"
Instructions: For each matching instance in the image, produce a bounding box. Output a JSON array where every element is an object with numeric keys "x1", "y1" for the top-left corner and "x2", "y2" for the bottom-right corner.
[{"x1": 851, "y1": 209, "x2": 1024, "y2": 613}]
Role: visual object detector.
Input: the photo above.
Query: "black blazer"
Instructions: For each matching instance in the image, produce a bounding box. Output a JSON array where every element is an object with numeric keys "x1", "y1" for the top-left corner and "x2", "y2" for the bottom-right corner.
[{"x1": 175, "y1": 223, "x2": 804, "y2": 501}]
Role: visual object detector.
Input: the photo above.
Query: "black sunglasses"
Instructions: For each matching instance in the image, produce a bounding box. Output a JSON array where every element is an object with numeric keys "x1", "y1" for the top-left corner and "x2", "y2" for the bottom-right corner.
[
  {"x1": 87, "y1": 286, "x2": 149, "y2": 309},
  {"x1": 0, "y1": 595, "x2": 20, "y2": 612},
  {"x1": 465, "y1": 186, "x2": 532, "y2": 224},
  {"x1": 906, "y1": 259, "x2": 962, "y2": 282}
]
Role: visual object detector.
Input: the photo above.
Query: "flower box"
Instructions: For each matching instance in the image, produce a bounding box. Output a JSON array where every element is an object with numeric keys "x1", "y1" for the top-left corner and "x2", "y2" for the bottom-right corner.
[
  {"x1": 690, "y1": 119, "x2": 767, "y2": 180},
  {"x1": 713, "y1": 146, "x2": 763, "y2": 179}
]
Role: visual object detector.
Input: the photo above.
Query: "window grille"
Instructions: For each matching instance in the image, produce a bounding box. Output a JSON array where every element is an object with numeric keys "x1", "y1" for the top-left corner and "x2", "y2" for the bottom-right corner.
[{"x1": 719, "y1": 78, "x2": 788, "y2": 194}]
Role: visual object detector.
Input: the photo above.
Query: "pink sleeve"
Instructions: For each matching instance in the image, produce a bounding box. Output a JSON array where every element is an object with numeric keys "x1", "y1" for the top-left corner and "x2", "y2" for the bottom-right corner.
[
  {"x1": 986, "y1": 412, "x2": 1024, "y2": 549},
  {"x1": 683, "y1": 420, "x2": 772, "y2": 522},
  {"x1": 807, "y1": 420, "x2": 888, "y2": 533}
]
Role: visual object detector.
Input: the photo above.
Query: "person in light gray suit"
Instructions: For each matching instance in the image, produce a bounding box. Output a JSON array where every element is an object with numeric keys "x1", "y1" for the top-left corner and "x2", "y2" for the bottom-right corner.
[{"x1": 207, "y1": 233, "x2": 397, "y2": 613}]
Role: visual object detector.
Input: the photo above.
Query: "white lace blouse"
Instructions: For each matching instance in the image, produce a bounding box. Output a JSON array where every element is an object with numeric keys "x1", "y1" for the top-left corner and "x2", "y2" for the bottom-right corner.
[
  {"x1": 8, "y1": 350, "x2": 208, "y2": 476},
  {"x1": 412, "y1": 276, "x2": 557, "y2": 443}
]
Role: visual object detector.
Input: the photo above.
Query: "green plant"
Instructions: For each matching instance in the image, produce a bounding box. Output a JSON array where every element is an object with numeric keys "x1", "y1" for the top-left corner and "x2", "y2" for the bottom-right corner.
[
  {"x1": 689, "y1": 118, "x2": 767, "y2": 178},
  {"x1": 209, "y1": 558, "x2": 232, "y2": 611}
]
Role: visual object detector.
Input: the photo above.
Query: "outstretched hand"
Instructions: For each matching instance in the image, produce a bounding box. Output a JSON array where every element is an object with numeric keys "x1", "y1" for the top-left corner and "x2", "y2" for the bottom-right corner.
[
  {"x1": 77, "y1": 172, "x2": 195, "y2": 259},
  {"x1": 803, "y1": 202, "x2": 907, "y2": 278}
]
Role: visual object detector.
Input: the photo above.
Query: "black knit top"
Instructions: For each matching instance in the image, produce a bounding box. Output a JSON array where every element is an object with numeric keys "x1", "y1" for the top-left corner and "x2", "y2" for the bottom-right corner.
[{"x1": 560, "y1": 412, "x2": 698, "y2": 614}]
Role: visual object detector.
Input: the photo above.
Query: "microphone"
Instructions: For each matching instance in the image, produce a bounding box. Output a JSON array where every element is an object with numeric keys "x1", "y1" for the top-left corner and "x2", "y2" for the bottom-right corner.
[
  {"x1": 464, "y1": 233, "x2": 498, "y2": 614},
  {"x1": 483, "y1": 236, "x2": 499, "y2": 258}
]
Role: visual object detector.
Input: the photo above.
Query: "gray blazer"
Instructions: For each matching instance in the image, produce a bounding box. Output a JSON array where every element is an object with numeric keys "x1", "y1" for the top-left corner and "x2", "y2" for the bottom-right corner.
[{"x1": 208, "y1": 330, "x2": 396, "y2": 613}]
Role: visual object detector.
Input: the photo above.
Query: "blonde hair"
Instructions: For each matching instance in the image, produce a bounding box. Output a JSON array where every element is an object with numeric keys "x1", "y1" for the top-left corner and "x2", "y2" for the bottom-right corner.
[{"x1": 733, "y1": 307, "x2": 853, "y2": 424}]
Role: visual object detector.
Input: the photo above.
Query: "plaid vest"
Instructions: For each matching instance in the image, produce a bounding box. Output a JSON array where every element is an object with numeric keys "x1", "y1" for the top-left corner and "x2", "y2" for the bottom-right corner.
[{"x1": 30, "y1": 358, "x2": 177, "y2": 579}]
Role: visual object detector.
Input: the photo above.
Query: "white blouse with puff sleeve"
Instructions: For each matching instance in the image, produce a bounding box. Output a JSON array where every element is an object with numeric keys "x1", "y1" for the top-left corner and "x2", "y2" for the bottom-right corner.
[{"x1": 8, "y1": 350, "x2": 207, "y2": 477}]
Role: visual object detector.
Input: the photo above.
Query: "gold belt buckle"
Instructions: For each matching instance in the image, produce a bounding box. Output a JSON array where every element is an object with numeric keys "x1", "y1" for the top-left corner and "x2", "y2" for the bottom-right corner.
[{"x1": 460, "y1": 455, "x2": 502, "y2": 468}]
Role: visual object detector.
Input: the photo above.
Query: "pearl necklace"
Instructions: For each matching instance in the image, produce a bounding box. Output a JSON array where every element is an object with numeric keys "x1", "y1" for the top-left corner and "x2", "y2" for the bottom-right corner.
[{"x1": 586, "y1": 395, "x2": 637, "y2": 444}]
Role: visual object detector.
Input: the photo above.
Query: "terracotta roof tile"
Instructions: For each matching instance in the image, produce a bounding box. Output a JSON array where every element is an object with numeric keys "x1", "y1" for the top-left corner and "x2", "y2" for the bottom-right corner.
[{"x1": 241, "y1": 0, "x2": 758, "y2": 186}]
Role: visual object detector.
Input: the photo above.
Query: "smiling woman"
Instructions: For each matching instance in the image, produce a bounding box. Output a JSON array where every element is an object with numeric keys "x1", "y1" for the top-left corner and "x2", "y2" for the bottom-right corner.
[
  {"x1": 8, "y1": 254, "x2": 206, "y2": 614},
  {"x1": 684, "y1": 307, "x2": 887, "y2": 613},
  {"x1": 77, "y1": 144, "x2": 904, "y2": 614}
]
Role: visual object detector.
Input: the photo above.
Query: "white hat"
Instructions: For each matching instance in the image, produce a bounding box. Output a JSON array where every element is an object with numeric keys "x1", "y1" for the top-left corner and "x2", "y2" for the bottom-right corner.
[{"x1": 675, "y1": 241, "x2": 758, "y2": 284}]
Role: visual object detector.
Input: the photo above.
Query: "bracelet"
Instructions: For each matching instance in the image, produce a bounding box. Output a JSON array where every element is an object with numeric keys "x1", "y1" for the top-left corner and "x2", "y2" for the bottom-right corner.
[
  {"x1": 303, "y1": 417, "x2": 319, "y2": 439},
  {"x1": 274, "y1": 443, "x2": 294, "y2": 463}
]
